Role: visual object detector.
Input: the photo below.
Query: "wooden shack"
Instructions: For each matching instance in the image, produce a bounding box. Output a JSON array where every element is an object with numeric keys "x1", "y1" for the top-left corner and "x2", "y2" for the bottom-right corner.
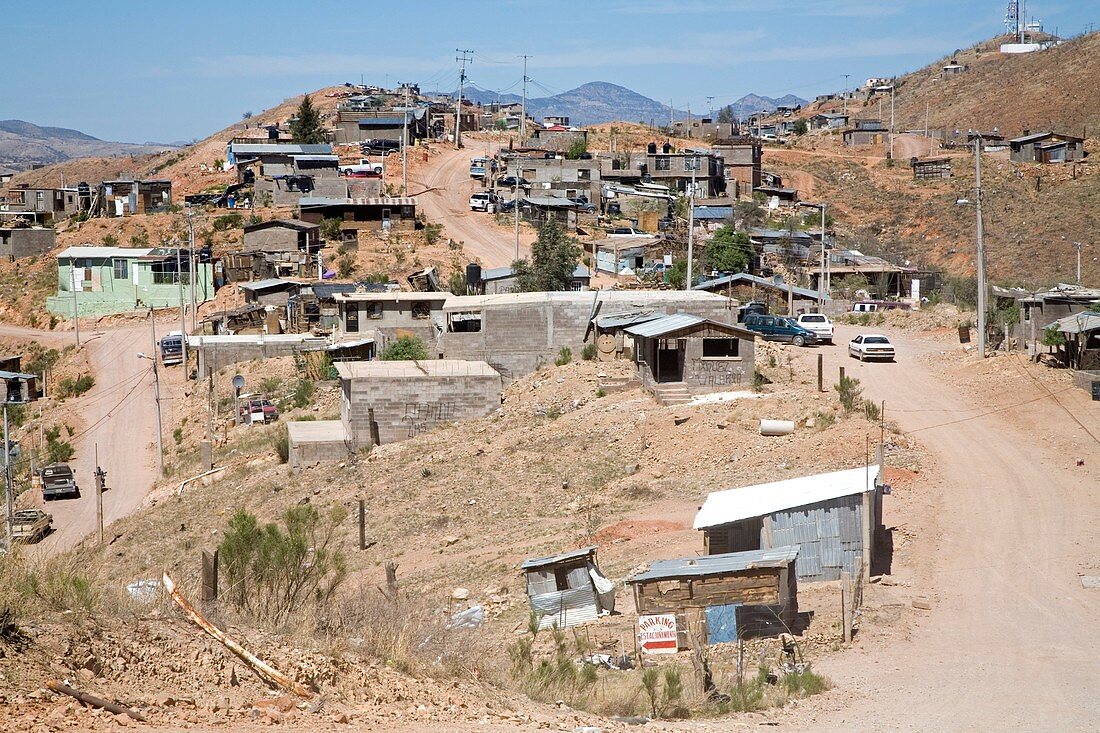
[
  {"x1": 628, "y1": 546, "x2": 800, "y2": 648},
  {"x1": 521, "y1": 546, "x2": 616, "y2": 630}
]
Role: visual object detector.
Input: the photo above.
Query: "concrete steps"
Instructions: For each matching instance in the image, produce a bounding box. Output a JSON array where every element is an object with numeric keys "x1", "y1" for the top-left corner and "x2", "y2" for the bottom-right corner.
[{"x1": 653, "y1": 382, "x2": 692, "y2": 406}]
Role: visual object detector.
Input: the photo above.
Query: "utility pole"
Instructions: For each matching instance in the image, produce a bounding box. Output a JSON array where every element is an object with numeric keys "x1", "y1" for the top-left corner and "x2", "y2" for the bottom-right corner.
[
  {"x1": 3, "y1": 404, "x2": 12, "y2": 549},
  {"x1": 669, "y1": 99, "x2": 673, "y2": 132},
  {"x1": 974, "y1": 135, "x2": 987, "y2": 359},
  {"x1": 176, "y1": 244, "x2": 188, "y2": 377},
  {"x1": 186, "y1": 210, "x2": 197, "y2": 331},
  {"x1": 685, "y1": 155, "x2": 698, "y2": 290},
  {"x1": 889, "y1": 85, "x2": 895, "y2": 159},
  {"x1": 843, "y1": 74, "x2": 850, "y2": 117},
  {"x1": 148, "y1": 308, "x2": 165, "y2": 475},
  {"x1": 401, "y1": 83, "x2": 410, "y2": 194},
  {"x1": 94, "y1": 446, "x2": 106, "y2": 545},
  {"x1": 70, "y1": 262, "x2": 80, "y2": 348},
  {"x1": 520, "y1": 55, "x2": 530, "y2": 142},
  {"x1": 455, "y1": 49, "x2": 473, "y2": 148},
  {"x1": 513, "y1": 160, "x2": 522, "y2": 262},
  {"x1": 706, "y1": 96, "x2": 715, "y2": 120},
  {"x1": 1075, "y1": 242, "x2": 1082, "y2": 284}
]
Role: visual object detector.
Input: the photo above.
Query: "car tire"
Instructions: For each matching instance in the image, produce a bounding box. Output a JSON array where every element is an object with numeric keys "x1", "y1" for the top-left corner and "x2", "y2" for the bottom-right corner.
[
  {"x1": 343, "y1": 169, "x2": 353, "y2": 176},
  {"x1": 859, "y1": 352, "x2": 865, "y2": 362},
  {"x1": 793, "y1": 335, "x2": 806, "y2": 347}
]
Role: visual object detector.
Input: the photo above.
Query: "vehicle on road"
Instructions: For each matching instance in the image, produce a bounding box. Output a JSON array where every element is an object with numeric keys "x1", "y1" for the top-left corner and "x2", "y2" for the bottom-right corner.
[
  {"x1": 569, "y1": 198, "x2": 597, "y2": 213},
  {"x1": 40, "y1": 463, "x2": 80, "y2": 500},
  {"x1": 848, "y1": 334, "x2": 896, "y2": 361},
  {"x1": 239, "y1": 397, "x2": 280, "y2": 425},
  {"x1": 12, "y1": 509, "x2": 52, "y2": 543},
  {"x1": 359, "y1": 139, "x2": 401, "y2": 155},
  {"x1": 341, "y1": 159, "x2": 383, "y2": 177},
  {"x1": 469, "y1": 157, "x2": 488, "y2": 178},
  {"x1": 159, "y1": 331, "x2": 184, "y2": 366},
  {"x1": 737, "y1": 301, "x2": 769, "y2": 322},
  {"x1": 469, "y1": 191, "x2": 500, "y2": 212},
  {"x1": 496, "y1": 175, "x2": 530, "y2": 189},
  {"x1": 742, "y1": 314, "x2": 818, "y2": 347},
  {"x1": 796, "y1": 313, "x2": 834, "y2": 343},
  {"x1": 850, "y1": 300, "x2": 911, "y2": 314},
  {"x1": 607, "y1": 227, "x2": 645, "y2": 238}
]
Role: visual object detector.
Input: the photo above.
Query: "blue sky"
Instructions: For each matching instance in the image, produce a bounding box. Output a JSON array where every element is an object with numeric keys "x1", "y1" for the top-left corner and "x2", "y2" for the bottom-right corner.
[{"x1": 3, "y1": 1, "x2": 1095, "y2": 142}]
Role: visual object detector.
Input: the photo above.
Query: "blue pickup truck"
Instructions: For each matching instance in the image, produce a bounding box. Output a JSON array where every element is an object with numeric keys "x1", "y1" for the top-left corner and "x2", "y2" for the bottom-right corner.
[{"x1": 742, "y1": 314, "x2": 818, "y2": 347}]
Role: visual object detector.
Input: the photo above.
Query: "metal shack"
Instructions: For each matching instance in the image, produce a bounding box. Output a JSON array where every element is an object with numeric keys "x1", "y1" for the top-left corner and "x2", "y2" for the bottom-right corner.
[
  {"x1": 694, "y1": 466, "x2": 881, "y2": 582},
  {"x1": 629, "y1": 546, "x2": 800, "y2": 647},
  {"x1": 521, "y1": 546, "x2": 616, "y2": 630}
]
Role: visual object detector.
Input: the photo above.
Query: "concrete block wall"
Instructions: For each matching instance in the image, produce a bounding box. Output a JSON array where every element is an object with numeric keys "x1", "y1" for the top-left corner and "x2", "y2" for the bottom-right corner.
[{"x1": 342, "y1": 371, "x2": 501, "y2": 446}]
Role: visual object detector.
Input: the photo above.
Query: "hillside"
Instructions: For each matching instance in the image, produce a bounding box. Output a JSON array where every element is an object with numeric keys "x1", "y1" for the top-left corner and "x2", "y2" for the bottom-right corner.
[
  {"x1": 0, "y1": 119, "x2": 176, "y2": 171},
  {"x1": 819, "y1": 32, "x2": 1100, "y2": 137}
]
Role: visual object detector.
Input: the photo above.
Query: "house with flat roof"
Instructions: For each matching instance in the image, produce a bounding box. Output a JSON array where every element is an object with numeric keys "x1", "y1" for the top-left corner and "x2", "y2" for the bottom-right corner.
[
  {"x1": 1009, "y1": 132, "x2": 1086, "y2": 164},
  {"x1": 843, "y1": 119, "x2": 888, "y2": 146},
  {"x1": 298, "y1": 197, "x2": 417, "y2": 243},
  {"x1": 0, "y1": 226, "x2": 55, "y2": 260},
  {"x1": 95, "y1": 179, "x2": 172, "y2": 217},
  {"x1": 45, "y1": 246, "x2": 215, "y2": 317},
  {"x1": 1, "y1": 185, "x2": 81, "y2": 223},
  {"x1": 334, "y1": 290, "x2": 448, "y2": 351},
  {"x1": 694, "y1": 466, "x2": 883, "y2": 581},
  {"x1": 810, "y1": 113, "x2": 849, "y2": 131}
]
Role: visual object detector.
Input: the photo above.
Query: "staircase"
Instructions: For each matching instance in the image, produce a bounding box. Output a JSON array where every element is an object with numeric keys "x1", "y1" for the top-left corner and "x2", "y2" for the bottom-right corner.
[{"x1": 652, "y1": 382, "x2": 692, "y2": 406}]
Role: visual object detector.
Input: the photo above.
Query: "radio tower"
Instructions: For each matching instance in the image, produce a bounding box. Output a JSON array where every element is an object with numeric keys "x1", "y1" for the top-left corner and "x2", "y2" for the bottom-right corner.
[{"x1": 1005, "y1": 0, "x2": 1023, "y2": 43}]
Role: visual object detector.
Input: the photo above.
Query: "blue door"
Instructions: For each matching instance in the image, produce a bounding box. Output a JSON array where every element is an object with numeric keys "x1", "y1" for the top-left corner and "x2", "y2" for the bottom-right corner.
[{"x1": 705, "y1": 603, "x2": 741, "y2": 644}]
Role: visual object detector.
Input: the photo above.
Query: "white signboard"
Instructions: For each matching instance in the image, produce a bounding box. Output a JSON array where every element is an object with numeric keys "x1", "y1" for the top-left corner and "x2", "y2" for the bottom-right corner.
[{"x1": 638, "y1": 614, "x2": 678, "y2": 654}]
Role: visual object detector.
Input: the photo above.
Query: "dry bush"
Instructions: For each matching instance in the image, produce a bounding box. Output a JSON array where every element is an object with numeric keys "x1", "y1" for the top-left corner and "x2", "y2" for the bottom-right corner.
[{"x1": 0, "y1": 549, "x2": 106, "y2": 622}]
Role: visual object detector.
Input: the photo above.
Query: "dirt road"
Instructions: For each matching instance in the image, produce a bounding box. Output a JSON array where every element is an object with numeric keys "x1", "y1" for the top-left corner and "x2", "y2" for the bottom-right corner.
[
  {"x1": 410, "y1": 141, "x2": 534, "y2": 268},
  {"x1": 773, "y1": 326, "x2": 1100, "y2": 731},
  {"x1": 26, "y1": 323, "x2": 174, "y2": 556}
]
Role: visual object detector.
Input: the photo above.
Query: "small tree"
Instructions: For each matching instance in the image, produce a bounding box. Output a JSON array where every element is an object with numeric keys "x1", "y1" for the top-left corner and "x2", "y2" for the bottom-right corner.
[
  {"x1": 717, "y1": 105, "x2": 734, "y2": 124},
  {"x1": 381, "y1": 335, "x2": 429, "y2": 361},
  {"x1": 512, "y1": 221, "x2": 582, "y2": 292},
  {"x1": 319, "y1": 217, "x2": 343, "y2": 242},
  {"x1": 704, "y1": 225, "x2": 753, "y2": 273},
  {"x1": 290, "y1": 94, "x2": 326, "y2": 144},
  {"x1": 793, "y1": 118, "x2": 808, "y2": 136},
  {"x1": 835, "y1": 375, "x2": 864, "y2": 413},
  {"x1": 667, "y1": 259, "x2": 687, "y2": 289},
  {"x1": 565, "y1": 136, "x2": 588, "y2": 160}
]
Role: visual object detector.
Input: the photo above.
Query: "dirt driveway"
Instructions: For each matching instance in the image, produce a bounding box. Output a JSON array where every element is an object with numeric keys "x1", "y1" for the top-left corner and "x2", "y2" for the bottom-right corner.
[
  {"x1": 765, "y1": 325, "x2": 1100, "y2": 731},
  {"x1": 410, "y1": 142, "x2": 534, "y2": 268}
]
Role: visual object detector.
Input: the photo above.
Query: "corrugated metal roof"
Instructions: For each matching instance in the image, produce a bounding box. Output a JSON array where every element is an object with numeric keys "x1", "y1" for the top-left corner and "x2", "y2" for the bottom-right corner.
[
  {"x1": 358, "y1": 117, "x2": 405, "y2": 126},
  {"x1": 1046, "y1": 311, "x2": 1100, "y2": 334},
  {"x1": 629, "y1": 546, "x2": 800, "y2": 583},
  {"x1": 623, "y1": 313, "x2": 706, "y2": 337},
  {"x1": 228, "y1": 143, "x2": 333, "y2": 155},
  {"x1": 694, "y1": 465, "x2": 880, "y2": 529},
  {"x1": 594, "y1": 310, "x2": 662, "y2": 329},
  {"x1": 56, "y1": 246, "x2": 154, "y2": 259},
  {"x1": 692, "y1": 206, "x2": 733, "y2": 220},
  {"x1": 521, "y1": 546, "x2": 597, "y2": 570},
  {"x1": 237, "y1": 278, "x2": 298, "y2": 292},
  {"x1": 0, "y1": 370, "x2": 37, "y2": 380},
  {"x1": 299, "y1": 197, "x2": 417, "y2": 207},
  {"x1": 695, "y1": 272, "x2": 828, "y2": 300}
]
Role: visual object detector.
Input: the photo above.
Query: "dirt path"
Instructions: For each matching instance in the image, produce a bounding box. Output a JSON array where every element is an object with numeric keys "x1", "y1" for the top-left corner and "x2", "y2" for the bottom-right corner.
[
  {"x1": 28, "y1": 323, "x2": 176, "y2": 556},
  {"x1": 768, "y1": 325, "x2": 1100, "y2": 731},
  {"x1": 410, "y1": 142, "x2": 534, "y2": 268}
]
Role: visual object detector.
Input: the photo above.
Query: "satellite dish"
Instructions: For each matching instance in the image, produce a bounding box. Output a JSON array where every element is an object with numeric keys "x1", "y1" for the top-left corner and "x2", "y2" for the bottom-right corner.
[{"x1": 232, "y1": 374, "x2": 245, "y2": 391}]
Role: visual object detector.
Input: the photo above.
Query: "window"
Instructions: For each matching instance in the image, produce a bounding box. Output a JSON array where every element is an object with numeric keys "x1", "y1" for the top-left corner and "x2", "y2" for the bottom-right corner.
[
  {"x1": 367, "y1": 302, "x2": 383, "y2": 320},
  {"x1": 654, "y1": 156, "x2": 671, "y2": 171},
  {"x1": 345, "y1": 305, "x2": 360, "y2": 333},
  {"x1": 685, "y1": 156, "x2": 701, "y2": 171},
  {"x1": 703, "y1": 338, "x2": 740, "y2": 358},
  {"x1": 447, "y1": 311, "x2": 482, "y2": 333},
  {"x1": 113, "y1": 259, "x2": 129, "y2": 280},
  {"x1": 151, "y1": 261, "x2": 189, "y2": 285},
  {"x1": 577, "y1": 168, "x2": 591, "y2": 181},
  {"x1": 412, "y1": 301, "x2": 432, "y2": 320}
]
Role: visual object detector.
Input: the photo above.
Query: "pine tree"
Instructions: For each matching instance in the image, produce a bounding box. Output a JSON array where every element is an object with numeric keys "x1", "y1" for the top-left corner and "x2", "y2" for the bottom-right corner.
[{"x1": 290, "y1": 95, "x2": 326, "y2": 144}]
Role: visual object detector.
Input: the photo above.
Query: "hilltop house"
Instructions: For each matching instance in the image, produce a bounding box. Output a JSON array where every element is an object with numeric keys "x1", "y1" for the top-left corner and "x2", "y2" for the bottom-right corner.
[
  {"x1": 601, "y1": 144, "x2": 726, "y2": 197},
  {"x1": 94, "y1": 179, "x2": 173, "y2": 217},
  {"x1": 46, "y1": 246, "x2": 215, "y2": 317},
  {"x1": 1009, "y1": 132, "x2": 1086, "y2": 164},
  {"x1": 0, "y1": 226, "x2": 55, "y2": 260},
  {"x1": 298, "y1": 197, "x2": 416, "y2": 244},
  {"x1": 713, "y1": 140, "x2": 763, "y2": 192},
  {"x1": 1, "y1": 185, "x2": 81, "y2": 224},
  {"x1": 844, "y1": 119, "x2": 888, "y2": 146},
  {"x1": 810, "y1": 113, "x2": 849, "y2": 131}
]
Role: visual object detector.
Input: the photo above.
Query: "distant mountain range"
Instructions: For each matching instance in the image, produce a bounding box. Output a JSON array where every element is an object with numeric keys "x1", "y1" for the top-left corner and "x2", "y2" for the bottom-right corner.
[
  {"x1": 0, "y1": 120, "x2": 178, "y2": 172},
  {"x1": 454, "y1": 82, "x2": 806, "y2": 126}
]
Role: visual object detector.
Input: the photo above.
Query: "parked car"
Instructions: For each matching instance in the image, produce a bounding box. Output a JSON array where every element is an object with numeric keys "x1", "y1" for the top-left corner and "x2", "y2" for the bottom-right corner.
[
  {"x1": 341, "y1": 159, "x2": 383, "y2": 177},
  {"x1": 496, "y1": 175, "x2": 530, "y2": 189},
  {"x1": 359, "y1": 139, "x2": 401, "y2": 155},
  {"x1": 737, "y1": 301, "x2": 768, "y2": 323},
  {"x1": 742, "y1": 314, "x2": 818, "y2": 347},
  {"x1": 570, "y1": 198, "x2": 597, "y2": 213},
  {"x1": 11, "y1": 509, "x2": 51, "y2": 543},
  {"x1": 40, "y1": 463, "x2": 79, "y2": 500},
  {"x1": 848, "y1": 334, "x2": 895, "y2": 361},
  {"x1": 159, "y1": 331, "x2": 184, "y2": 366},
  {"x1": 796, "y1": 313, "x2": 834, "y2": 343},
  {"x1": 607, "y1": 227, "x2": 645, "y2": 238},
  {"x1": 469, "y1": 191, "x2": 500, "y2": 212},
  {"x1": 239, "y1": 398, "x2": 280, "y2": 424}
]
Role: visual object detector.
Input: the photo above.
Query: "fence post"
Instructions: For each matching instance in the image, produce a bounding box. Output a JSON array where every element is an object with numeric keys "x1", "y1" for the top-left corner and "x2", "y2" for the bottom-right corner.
[
  {"x1": 201, "y1": 549, "x2": 219, "y2": 602},
  {"x1": 817, "y1": 354, "x2": 824, "y2": 392},
  {"x1": 841, "y1": 573, "x2": 851, "y2": 643},
  {"x1": 358, "y1": 498, "x2": 366, "y2": 550}
]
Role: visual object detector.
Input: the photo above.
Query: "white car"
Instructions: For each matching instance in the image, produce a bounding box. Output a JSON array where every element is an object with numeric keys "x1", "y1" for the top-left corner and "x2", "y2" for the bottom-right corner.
[
  {"x1": 469, "y1": 192, "x2": 500, "y2": 212},
  {"x1": 607, "y1": 227, "x2": 645, "y2": 238},
  {"x1": 796, "y1": 313, "x2": 834, "y2": 343},
  {"x1": 848, "y1": 334, "x2": 895, "y2": 361}
]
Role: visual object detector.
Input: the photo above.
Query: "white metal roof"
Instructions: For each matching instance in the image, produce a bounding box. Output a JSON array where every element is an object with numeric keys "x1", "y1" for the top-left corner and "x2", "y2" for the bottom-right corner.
[
  {"x1": 56, "y1": 246, "x2": 154, "y2": 259},
  {"x1": 693, "y1": 465, "x2": 880, "y2": 529}
]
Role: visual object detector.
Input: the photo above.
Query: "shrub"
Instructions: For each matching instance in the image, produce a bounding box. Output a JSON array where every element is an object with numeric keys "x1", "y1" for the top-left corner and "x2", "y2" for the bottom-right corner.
[
  {"x1": 555, "y1": 346, "x2": 572, "y2": 366},
  {"x1": 56, "y1": 374, "x2": 95, "y2": 399},
  {"x1": 172, "y1": 427, "x2": 184, "y2": 445},
  {"x1": 581, "y1": 343, "x2": 597, "y2": 361},
  {"x1": 423, "y1": 222, "x2": 444, "y2": 245},
  {"x1": 0, "y1": 551, "x2": 101, "y2": 619},
  {"x1": 337, "y1": 255, "x2": 354, "y2": 278},
  {"x1": 595, "y1": 388, "x2": 606, "y2": 398},
  {"x1": 259, "y1": 376, "x2": 282, "y2": 394},
  {"x1": 102, "y1": 234, "x2": 118, "y2": 247},
  {"x1": 862, "y1": 399, "x2": 881, "y2": 422},
  {"x1": 290, "y1": 379, "x2": 315, "y2": 409},
  {"x1": 783, "y1": 666, "x2": 829, "y2": 697},
  {"x1": 218, "y1": 505, "x2": 347, "y2": 624},
  {"x1": 814, "y1": 410, "x2": 837, "y2": 430},
  {"x1": 381, "y1": 335, "x2": 429, "y2": 361},
  {"x1": 212, "y1": 213, "x2": 243, "y2": 231},
  {"x1": 319, "y1": 217, "x2": 343, "y2": 242},
  {"x1": 835, "y1": 375, "x2": 863, "y2": 413},
  {"x1": 44, "y1": 426, "x2": 74, "y2": 463},
  {"x1": 1042, "y1": 326, "x2": 1066, "y2": 348},
  {"x1": 272, "y1": 427, "x2": 289, "y2": 463}
]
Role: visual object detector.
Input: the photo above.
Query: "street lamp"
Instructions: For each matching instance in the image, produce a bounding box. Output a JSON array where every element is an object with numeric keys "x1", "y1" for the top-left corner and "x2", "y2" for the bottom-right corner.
[
  {"x1": 137, "y1": 352, "x2": 164, "y2": 477},
  {"x1": 798, "y1": 201, "x2": 829, "y2": 308}
]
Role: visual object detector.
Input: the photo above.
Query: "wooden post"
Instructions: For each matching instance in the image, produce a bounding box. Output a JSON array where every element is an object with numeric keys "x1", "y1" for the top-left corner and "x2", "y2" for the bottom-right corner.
[
  {"x1": 839, "y1": 365, "x2": 845, "y2": 383},
  {"x1": 358, "y1": 499, "x2": 366, "y2": 550},
  {"x1": 385, "y1": 560, "x2": 398, "y2": 595},
  {"x1": 841, "y1": 574, "x2": 851, "y2": 642},
  {"x1": 94, "y1": 464, "x2": 105, "y2": 545},
  {"x1": 201, "y1": 549, "x2": 218, "y2": 602},
  {"x1": 368, "y1": 407, "x2": 380, "y2": 446},
  {"x1": 817, "y1": 353, "x2": 823, "y2": 392}
]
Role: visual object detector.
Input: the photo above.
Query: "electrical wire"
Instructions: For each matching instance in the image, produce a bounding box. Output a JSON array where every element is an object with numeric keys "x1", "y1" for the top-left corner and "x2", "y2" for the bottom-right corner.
[{"x1": 67, "y1": 367, "x2": 152, "y2": 443}]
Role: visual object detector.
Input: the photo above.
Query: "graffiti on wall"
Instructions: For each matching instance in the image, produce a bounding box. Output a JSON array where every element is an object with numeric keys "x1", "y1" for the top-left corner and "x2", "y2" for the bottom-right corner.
[
  {"x1": 402, "y1": 402, "x2": 457, "y2": 437},
  {"x1": 685, "y1": 359, "x2": 745, "y2": 387}
]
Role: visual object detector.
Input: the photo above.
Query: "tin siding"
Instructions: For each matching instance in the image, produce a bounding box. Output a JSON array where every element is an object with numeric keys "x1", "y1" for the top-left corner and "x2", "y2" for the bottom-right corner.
[{"x1": 767, "y1": 494, "x2": 864, "y2": 582}]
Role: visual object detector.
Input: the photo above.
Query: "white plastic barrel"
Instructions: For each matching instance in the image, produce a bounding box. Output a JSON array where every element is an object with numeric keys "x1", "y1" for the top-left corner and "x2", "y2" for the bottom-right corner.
[{"x1": 759, "y1": 419, "x2": 795, "y2": 436}]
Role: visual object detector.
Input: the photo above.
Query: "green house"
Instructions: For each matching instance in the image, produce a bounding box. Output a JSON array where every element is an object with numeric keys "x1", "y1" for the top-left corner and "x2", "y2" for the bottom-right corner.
[{"x1": 46, "y1": 246, "x2": 215, "y2": 317}]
